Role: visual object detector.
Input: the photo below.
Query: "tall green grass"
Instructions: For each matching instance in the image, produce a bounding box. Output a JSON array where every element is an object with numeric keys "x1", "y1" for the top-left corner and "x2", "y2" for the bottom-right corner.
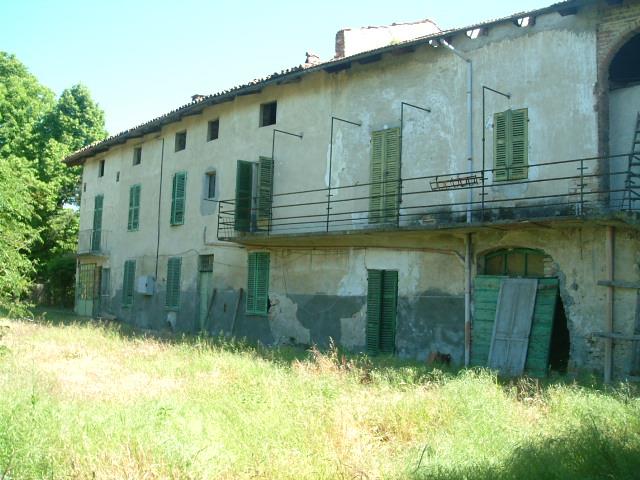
[{"x1": 0, "y1": 315, "x2": 639, "y2": 479}]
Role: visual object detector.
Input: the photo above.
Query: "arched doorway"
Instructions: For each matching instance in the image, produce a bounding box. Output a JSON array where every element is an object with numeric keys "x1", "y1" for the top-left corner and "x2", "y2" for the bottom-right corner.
[
  {"x1": 607, "y1": 32, "x2": 640, "y2": 210},
  {"x1": 472, "y1": 248, "x2": 570, "y2": 375}
]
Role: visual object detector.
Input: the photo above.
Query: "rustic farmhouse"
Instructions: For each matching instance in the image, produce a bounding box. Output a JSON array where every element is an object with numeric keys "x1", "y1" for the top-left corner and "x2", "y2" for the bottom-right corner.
[{"x1": 65, "y1": 0, "x2": 640, "y2": 380}]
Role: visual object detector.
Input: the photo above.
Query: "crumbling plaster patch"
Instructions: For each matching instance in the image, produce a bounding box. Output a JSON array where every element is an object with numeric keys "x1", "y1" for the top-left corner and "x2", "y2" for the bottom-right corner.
[{"x1": 268, "y1": 293, "x2": 311, "y2": 345}]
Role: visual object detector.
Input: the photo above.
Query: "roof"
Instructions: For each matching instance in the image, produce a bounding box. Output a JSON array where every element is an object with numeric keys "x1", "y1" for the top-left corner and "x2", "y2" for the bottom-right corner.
[{"x1": 64, "y1": 0, "x2": 589, "y2": 166}]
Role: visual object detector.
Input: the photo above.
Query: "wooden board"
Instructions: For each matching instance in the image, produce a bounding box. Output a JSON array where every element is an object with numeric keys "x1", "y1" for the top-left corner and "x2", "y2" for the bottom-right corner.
[{"x1": 488, "y1": 278, "x2": 538, "y2": 376}]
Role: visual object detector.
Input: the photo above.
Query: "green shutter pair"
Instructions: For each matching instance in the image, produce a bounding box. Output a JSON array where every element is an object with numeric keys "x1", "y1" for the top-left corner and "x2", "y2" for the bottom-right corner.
[
  {"x1": 122, "y1": 260, "x2": 136, "y2": 306},
  {"x1": 171, "y1": 172, "x2": 187, "y2": 225},
  {"x1": 234, "y1": 157, "x2": 274, "y2": 232},
  {"x1": 92, "y1": 195, "x2": 103, "y2": 251},
  {"x1": 128, "y1": 184, "x2": 141, "y2": 231},
  {"x1": 494, "y1": 108, "x2": 528, "y2": 181},
  {"x1": 247, "y1": 252, "x2": 270, "y2": 315},
  {"x1": 366, "y1": 269, "x2": 398, "y2": 355},
  {"x1": 369, "y1": 128, "x2": 400, "y2": 224},
  {"x1": 166, "y1": 257, "x2": 182, "y2": 309}
]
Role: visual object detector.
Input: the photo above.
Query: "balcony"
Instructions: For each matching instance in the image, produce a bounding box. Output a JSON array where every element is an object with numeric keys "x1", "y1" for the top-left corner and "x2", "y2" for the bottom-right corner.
[
  {"x1": 217, "y1": 154, "x2": 640, "y2": 244},
  {"x1": 78, "y1": 229, "x2": 110, "y2": 256}
]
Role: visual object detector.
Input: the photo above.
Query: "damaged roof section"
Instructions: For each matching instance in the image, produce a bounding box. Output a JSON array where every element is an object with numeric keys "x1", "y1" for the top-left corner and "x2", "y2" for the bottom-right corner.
[{"x1": 64, "y1": 0, "x2": 589, "y2": 166}]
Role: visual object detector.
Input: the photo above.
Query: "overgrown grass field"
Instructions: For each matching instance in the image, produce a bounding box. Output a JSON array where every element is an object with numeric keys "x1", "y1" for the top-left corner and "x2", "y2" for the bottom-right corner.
[{"x1": 1, "y1": 312, "x2": 639, "y2": 479}]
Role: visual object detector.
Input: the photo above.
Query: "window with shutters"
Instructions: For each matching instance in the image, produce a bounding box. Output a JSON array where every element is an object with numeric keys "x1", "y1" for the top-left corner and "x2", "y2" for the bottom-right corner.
[
  {"x1": 166, "y1": 257, "x2": 182, "y2": 309},
  {"x1": 170, "y1": 171, "x2": 187, "y2": 225},
  {"x1": 257, "y1": 156, "x2": 273, "y2": 226},
  {"x1": 493, "y1": 108, "x2": 528, "y2": 181},
  {"x1": 235, "y1": 160, "x2": 254, "y2": 232},
  {"x1": 122, "y1": 260, "x2": 136, "y2": 307},
  {"x1": 91, "y1": 195, "x2": 103, "y2": 252},
  {"x1": 246, "y1": 252, "x2": 270, "y2": 315},
  {"x1": 366, "y1": 269, "x2": 398, "y2": 355},
  {"x1": 128, "y1": 184, "x2": 141, "y2": 231},
  {"x1": 369, "y1": 128, "x2": 400, "y2": 224}
]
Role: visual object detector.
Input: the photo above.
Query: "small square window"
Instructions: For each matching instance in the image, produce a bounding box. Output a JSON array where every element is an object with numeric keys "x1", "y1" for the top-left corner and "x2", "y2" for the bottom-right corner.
[
  {"x1": 133, "y1": 147, "x2": 142, "y2": 165},
  {"x1": 175, "y1": 131, "x2": 187, "y2": 152},
  {"x1": 206, "y1": 171, "x2": 216, "y2": 199},
  {"x1": 98, "y1": 159, "x2": 105, "y2": 177},
  {"x1": 207, "y1": 119, "x2": 219, "y2": 141},
  {"x1": 259, "y1": 101, "x2": 277, "y2": 127}
]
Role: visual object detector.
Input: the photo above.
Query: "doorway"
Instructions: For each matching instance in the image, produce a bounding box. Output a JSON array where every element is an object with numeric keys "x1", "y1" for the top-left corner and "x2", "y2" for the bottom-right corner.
[{"x1": 198, "y1": 255, "x2": 215, "y2": 332}]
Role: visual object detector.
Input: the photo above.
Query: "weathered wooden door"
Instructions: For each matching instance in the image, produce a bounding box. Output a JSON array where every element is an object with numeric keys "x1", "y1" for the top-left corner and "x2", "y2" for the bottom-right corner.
[{"x1": 488, "y1": 278, "x2": 538, "y2": 376}]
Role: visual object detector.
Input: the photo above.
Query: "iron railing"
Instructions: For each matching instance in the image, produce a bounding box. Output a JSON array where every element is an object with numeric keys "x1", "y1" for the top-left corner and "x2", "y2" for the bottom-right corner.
[
  {"x1": 217, "y1": 153, "x2": 640, "y2": 241},
  {"x1": 78, "y1": 229, "x2": 110, "y2": 255}
]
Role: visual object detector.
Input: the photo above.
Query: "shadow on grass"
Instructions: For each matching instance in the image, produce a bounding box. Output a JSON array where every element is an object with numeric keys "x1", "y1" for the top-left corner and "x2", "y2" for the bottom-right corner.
[{"x1": 412, "y1": 421, "x2": 640, "y2": 480}]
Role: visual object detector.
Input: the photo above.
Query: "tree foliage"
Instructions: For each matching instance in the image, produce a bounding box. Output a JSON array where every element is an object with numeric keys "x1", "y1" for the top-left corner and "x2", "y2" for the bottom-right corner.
[{"x1": 0, "y1": 52, "x2": 107, "y2": 313}]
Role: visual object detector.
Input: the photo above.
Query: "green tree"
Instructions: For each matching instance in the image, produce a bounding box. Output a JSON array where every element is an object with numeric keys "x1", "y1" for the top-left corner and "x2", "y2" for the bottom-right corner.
[
  {"x1": 0, "y1": 157, "x2": 39, "y2": 316},
  {"x1": 0, "y1": 52, "x2": 107, "y2": 312}
]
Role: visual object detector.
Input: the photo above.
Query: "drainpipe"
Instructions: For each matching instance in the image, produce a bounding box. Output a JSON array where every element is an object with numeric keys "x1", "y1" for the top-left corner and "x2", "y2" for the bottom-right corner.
[
  {"x1": 464, "y1": 233, "x2": 472, "y2": 367},
  {"x1": 155, "y1": 138, "x2": 165, "y2": 280},
  {"x1": 440, "y1": 39, "x2": 473, "y2": 223},
  {"x1": 441, "y1": 39, "x2": 474, "y2": 367}
]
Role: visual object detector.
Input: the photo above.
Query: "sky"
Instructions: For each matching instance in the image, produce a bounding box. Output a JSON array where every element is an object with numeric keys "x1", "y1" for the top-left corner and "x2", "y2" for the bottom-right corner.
[{"x1": 1, "y1": 0, "x2": 552, "y2": 135}]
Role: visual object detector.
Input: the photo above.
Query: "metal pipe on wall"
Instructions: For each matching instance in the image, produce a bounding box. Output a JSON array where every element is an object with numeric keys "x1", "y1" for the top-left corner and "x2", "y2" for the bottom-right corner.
[
  {"x1": 464, "y1": 232, "x2": 472, "y2": 366},
  {"x1": 605, "y1": 225, "x2": 615, "y2": 383},
  {"x1": 155, "y1": 137, "x2": 165, "y2": 280}
]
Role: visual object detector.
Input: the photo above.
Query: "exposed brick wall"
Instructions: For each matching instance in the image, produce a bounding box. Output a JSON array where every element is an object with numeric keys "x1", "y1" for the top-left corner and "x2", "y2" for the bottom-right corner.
[{"x1": 595, "y1": 0, "x2": 640, "y2": 164}]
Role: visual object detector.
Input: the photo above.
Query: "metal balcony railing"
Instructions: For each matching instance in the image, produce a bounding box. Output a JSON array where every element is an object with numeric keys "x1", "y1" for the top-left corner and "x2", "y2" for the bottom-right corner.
[
  {"x1": 78, "y1": 229, "x2": 110, "y2": 255},
  {"x1": 217, "y1": 153, "x2": 640, "y2": 241}
]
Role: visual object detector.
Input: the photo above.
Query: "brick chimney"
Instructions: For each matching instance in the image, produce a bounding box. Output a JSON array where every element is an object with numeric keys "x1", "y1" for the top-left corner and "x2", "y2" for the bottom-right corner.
[{"x1": 334, "y1": 19, "x2": 440, "y2": 59}]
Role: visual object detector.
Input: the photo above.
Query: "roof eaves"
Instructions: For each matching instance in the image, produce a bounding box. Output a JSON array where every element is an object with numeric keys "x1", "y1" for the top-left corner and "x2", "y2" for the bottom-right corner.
[{"x1": 64, "y1": 0, "x2": 590, "y2": 166}]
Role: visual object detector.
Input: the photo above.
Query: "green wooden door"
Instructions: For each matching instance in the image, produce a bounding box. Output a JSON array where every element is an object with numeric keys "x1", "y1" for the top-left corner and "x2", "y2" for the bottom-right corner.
[
  {"x1": 472, "y1": 275, "x2": 559, "y2": 376},
  {"x1": 366, "y1": 269, "x2": 398, "y2": 355},
  {"x1": 76, "y1": 263, "x2": 97, "y2": 316}
]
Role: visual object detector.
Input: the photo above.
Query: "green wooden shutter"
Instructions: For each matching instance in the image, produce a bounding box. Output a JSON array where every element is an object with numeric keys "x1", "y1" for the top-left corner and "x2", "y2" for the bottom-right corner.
[
  {"x1": 92, "y1": 195, "x2": 104, "y2": 251},
  {"x1": 128, "y1": 184, "x2": 140, "y2": 231},
  {"x1": 471, "y1": 275, "x2": 503, "y2": 366},
  {"x1": 509, "y1": 108, "x2": 528, "y2": 180},
  {"x1": 369, "y1": 132, "x2": 384, "y2": 224},
  {"x1": 257, "y1": 156, "x2": 274, "y2": 225},
  {"x1": 122, "y1": 260, "x2": 135, "y2": 306},
  {"x1": 166, "y1": 257, "x2": 182, "y2": 309},
  {"x1": 246, "y1": 252, "x2": 270, "y2": 315},
  {"x1": 525, "y1": 278, "x2": 558, "y2": 377},
  {"x1": 379, "y1": 270, "x2": 398, "y2": 353},
  {"x1": 170, "y1": 172, "x2": 186, "y2": 225},
  {"x1": 370, "y1": 129, "x2": 400, "y2": 224},
  {"x1": 493, "y1": 112, "x2": 508, "y2": 182},
  {"x1": 235, "y1": 160, "x2": 254, "y2": 232},
  {"x1": 494, "y1": 109, "x2": 529, "y2": 181},
  {"x1": 366, "y1": 269, "x2": 383, "y2": 354},
  {"x1": 383, "y1": 128, "x2": 400, "y2": 224}
]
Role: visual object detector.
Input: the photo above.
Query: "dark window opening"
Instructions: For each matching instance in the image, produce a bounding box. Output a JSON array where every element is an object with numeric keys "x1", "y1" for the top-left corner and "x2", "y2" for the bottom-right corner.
[
  {"x1": 83, "y1": 183, "x2": 86, "y2": 192},
  {"x1": 484, "y1": 248, "x2": 545, "y2": 277},
  {"x1": 98, "y1": 159, "x2": 105, "y2": 178},
  {"x1": 609, "y1": 33, "x2": 640, "y2": 89},
  {"x1": 206, "y1": 171, "x2": 216, "y2": 199},
  {"x1": 175, "y1": 131, "x2": 187, "y2": 152},
  {"x1": 207, "y1": 119, "x2": 219, "y2": 141},
  {"x1": 133, "y1": 147, "x2": 142, "y2": 165},
  {"x1": 260, "y1": 101, "x2": 277, "y2": 127},
  {"x1": 116, "y1": 171, "x2": 120, "y2": 182},
  {"x1": 199, "y1": 254, "x2": 214, "y2": 272}
]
